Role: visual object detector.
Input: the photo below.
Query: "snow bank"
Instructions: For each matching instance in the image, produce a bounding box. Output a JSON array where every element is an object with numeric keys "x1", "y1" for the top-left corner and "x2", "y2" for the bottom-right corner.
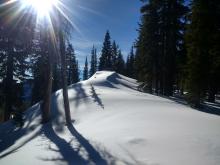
[{"x1": 0, "y1": 71, "x2": 220, "y2": 165}]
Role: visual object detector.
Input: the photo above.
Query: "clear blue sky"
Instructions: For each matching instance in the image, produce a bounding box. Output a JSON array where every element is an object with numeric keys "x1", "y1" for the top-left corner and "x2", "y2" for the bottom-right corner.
[{"x1": 67, "y1": 0, "x2": 142, "y2": 69}]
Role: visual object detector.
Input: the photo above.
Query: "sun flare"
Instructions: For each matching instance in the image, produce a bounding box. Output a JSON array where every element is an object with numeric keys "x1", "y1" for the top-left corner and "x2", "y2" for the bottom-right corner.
[{"x1": 22, "y1": 0, "x2": 58, "y2": 17}]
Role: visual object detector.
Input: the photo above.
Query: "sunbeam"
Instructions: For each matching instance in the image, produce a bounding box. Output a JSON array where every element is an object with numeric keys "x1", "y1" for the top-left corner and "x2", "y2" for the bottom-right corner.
[{"x1": 21, "y1": 0, "x2": 58, "y2": 17}]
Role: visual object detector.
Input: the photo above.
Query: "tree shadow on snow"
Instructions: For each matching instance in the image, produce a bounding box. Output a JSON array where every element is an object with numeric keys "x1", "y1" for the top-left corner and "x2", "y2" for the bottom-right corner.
[
  {"x1": 157, "y1": 94, "x2": 220, "y2": 116},
  {"x1": 69, "y1": 83, "x2": 90, "y2": 108},
  {"x1": 67, "y1": 124, "x2": 108, "y2": 164},
  {"x1": 40, "y1": 123, "x2": 113, "y2": 165},
  {"x1": 168, "y1": 95, "x2": 220, "y2": 116},
  {"x1": 0, "y1": 104, "x2": 42, "y2": 158},
  {"x1": 106, "y1": 73, "x2": 137, "y2": 90},
  {"x1": 90, "y1": 84, "x2": 104, "y2": 109},
  {"x1": 40, "y1": 123, "x2": 89, "y2": 164},
  {"x1": 199, "y1": 102, "x2": 220, "y2": 116}
]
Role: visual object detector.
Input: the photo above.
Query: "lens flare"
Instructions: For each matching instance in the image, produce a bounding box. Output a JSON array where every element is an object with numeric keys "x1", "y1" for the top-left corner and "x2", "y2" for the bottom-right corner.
[{"x1": 22, "y1": 0, "x2": 58, "y2": 17}]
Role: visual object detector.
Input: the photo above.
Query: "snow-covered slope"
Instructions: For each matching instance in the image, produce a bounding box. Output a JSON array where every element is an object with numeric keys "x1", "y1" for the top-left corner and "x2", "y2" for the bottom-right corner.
[{"x1": 0, "y1": 71, "x2": 220, "y2": 165}]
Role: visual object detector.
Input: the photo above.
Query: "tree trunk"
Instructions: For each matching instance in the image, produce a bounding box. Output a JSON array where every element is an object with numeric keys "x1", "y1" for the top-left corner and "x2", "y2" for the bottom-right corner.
[
  {"x1": 4, "y1": 41, "x2": 14, "y2": 121},
  {"x1": 59, "y1": 27, "x2": 71, "y2": 125},
  {"x1": 41, "y1": 62, "x2": 53, "y2": 123},
  {"x1": 41, "y1": 33, "x2": 53, "y2": 124}
]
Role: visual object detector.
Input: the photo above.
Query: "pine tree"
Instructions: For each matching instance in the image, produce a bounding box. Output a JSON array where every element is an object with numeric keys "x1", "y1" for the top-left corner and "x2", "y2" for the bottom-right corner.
[
  {"x1": 83, "y1": 57, "x2": 88, "y2": 80},
  {"x1": 0, "y1": 0, "x2": 35, "y2": 121},
  {"x1": 186, "y1": 0, "x2": 220, "y2": 106},
  {"x1": 160, "y1": 0, "x2": 188, "y2": 96},
  {"x1": 89, "y1": 45, "x2": 97, "y2": 77},
  {"x1": 111, "y1": 41, "x2": 118, "y2": 71},
  {"x1": 99, "y1": 30, "x2": 112, "y2": 70},
  {"x1": 115, "y1": 50, "x2": 125, "y2": 75},
  {"x1": 126, "y1": 46, "x2": 135, "y2": 78},
  {"x1": 135, "y1": 0, "x2": 162, "y2": 93},
  {"x1": 66, "y1": 43, "x2": 79, "y2": 85},
  {"x1": 207, "y1": 0, "x2": 220, "y2": 102},
  {"x1": 135, "y1": 0, "x2": 188, "y2": 95}
]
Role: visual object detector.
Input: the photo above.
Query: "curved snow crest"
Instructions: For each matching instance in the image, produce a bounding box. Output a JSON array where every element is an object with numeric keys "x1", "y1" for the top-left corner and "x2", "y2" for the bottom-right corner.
[{"x1": 83, "y1": 71, "x2": 138, "y2": 90}]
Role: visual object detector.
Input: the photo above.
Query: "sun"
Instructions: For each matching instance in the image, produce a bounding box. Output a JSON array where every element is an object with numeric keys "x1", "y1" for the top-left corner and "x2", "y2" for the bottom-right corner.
[{"x1": 22, "y1": 0, "x2": 58, "y2": 17}]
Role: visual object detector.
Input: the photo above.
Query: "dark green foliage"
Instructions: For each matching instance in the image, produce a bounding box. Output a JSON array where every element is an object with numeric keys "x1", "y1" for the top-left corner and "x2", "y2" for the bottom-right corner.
[
  {"x1": 186, "y1": 0, "x2": 220, "y2": 106},
  {"x1": 89, "y1": 45, "x2": 97, "y2": 77},
  {"x1": 111, "y1": 41, "x2": 118, "y2": 71},
  {"x1": 83, "y1": 57, "x2": 88, "y2": 80},
  {"x1": 126, "y1": 46, "x2": 135, "y2": 78},
  {"x1": 99, "y1": 30, "x2": 113, "y2": 70},
  {"x1": 0, "y1": 0, "x2": 35, "y2": 120},
  {"x1": 135, "y1": 0, "x2": 188, "y2": 95},
  {"x1": 98, "y1": 31, "x2": 126, "y2": 74},
  {"x1": 135, "y1": 0, "x2": 162, "y2": 93},
  {"x1": 111, "y1": 41, "x2": 125, "y2": 74},
  {"x1": 66, "y1": 43, "x2": 79, "y2": 85},
  {"x1": 115, "y1": 50, "x2": 125, "y2": 75},
  {"x1": 31, "y1": 28, "x2": 51, "y2": 104}
]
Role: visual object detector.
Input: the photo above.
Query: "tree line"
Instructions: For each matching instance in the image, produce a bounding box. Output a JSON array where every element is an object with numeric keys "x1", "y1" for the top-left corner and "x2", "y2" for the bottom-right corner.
[
  {"x1": 83, "y1": 30, "x2": 136, "y2": 80},
  {"x1": 0, "y1": 0, "x2": 219, "y2": 123},
  {"x1": 135, "y1": 0, "x2": 220, "y2": 107},
  {"x1": 0, "y1": 0, "x2": 132, "y2": 123}
]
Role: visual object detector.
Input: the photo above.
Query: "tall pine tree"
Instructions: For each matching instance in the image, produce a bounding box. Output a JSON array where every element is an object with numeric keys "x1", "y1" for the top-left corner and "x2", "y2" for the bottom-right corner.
[
  {"x1": 186, "y1": 0, "x2": 220, "y2": 106},
  {"x1": 66, "y1": 43, "x2": 79, "y2": 85},
  {"x1": 83, "y1": 57, "x2": 88, "y2": 80},
  {"x1": 135, "y1": 0, "x2": 188, "y2": 95},
  {"x1": 99, "y1": 30, "x2": 112, "y2": 70},
  {"x1": 126, "y1": 46, "x2": 135, "y2": 78},
  {"x1": 115, "y1": 50, "x2": 125, "y2": 75},
  {"x1": 89, "y1": 45, "x2": 97, "y2": 77}
]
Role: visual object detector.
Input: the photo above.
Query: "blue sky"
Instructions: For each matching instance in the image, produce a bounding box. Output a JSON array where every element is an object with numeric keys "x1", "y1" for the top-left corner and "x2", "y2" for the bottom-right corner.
[{"x1": 66, "y1": 0, "x2": 142, "y2": 69}]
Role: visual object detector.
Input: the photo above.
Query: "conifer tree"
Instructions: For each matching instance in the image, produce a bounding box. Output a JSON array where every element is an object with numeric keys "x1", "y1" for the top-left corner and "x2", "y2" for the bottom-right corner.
[
  {"x1": 160, "y1": 0, "x2": 188, "y2": 96},
  {"x1": 135, "y1": 0, "x2": 188, "y2": 95},
  {"x1": 83, "y1": 57, "x2": 89, "y2": 80},
  {"x1": 99, "y1": 30, "x2": 112, "y2": 70},
  {"x1": 66, "y1": 43, "x2": 79, "y2": 85},
  {"x1": 115, "y1": 50, "x2": 125, "y2": 75},
  {"x1": 111, "y1": 41, "x2": 118, "y2": 71},
  {"x1": 186, "y1": 0, "x2": 220, "y2": 106},
  {"x1": 89, "y1": 46, "x2": 97, "y2": 77},
  {"x1": 126, "y1": 46, "x2": 135, "y2": 78},
  {"x1": 135, "y1": 0, "x2": 162, "y2": 93},
  {"x1": 207, "y1": 0, "x2": 220, "y2": 102},
  {"x1": 0, "y1": 0, "x2": 35, "y2": 120}
]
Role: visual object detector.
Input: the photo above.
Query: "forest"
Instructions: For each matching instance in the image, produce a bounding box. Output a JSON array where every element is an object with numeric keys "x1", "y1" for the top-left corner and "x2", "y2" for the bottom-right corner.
[
  {"x1": 0, "y1": 0, "x2": 220, "y2": 165},
  {"x1": 0, "y1": 0, "x2": 219, "y2": 123}
]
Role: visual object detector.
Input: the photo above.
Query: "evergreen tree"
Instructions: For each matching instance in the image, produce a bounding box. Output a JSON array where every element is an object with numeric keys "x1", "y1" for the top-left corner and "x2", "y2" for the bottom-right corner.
[
  {"x1": 186, "y1": 0, "x2": 220, "y2": 106},
  {"x1": 89, "y1": 45, "x2": 97, "y2": 77},
  {"x1": 99, "y1": 30, "x2": 112, "y2": 70},
  {"x1": 66, "y1": 43, "x2": 79, "y2": 85},
  {"x1": 115, "y1": 50, "x2": 125, "y2": 75},
  {"x1": 83, "y1": 57, "x2": 89, "y2": 80},
  {"x1": 126, "y1": 46, "x2": 135, "y2": 78},
  {"x1": 135, "y1": 0, "x2": 162, "y2": 93},
  {"x1": 207, "y1": 0, "x2": 220, "y2": 102},
  {"x1": 111, "y1": 41, "x2": 118, "y2": 71},
  {"x1": 0, "y1": 0, "x2": 35, "y2": 121},
  {"x1": 135, "y1": 0, "x2": 188, "y2": 95},
  {"x1": 160, "y1": 0, "x2": 188, "y2": 96}
]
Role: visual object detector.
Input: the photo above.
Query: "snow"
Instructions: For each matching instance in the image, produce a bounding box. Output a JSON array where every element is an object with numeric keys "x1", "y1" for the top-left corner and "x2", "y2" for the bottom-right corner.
[{"x1": 0, "y1": 71, "x2": 220, "y2": 165}]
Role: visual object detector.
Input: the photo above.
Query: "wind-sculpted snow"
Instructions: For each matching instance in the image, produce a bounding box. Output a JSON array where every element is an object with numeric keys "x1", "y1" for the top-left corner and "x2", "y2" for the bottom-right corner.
[{"x1": 0, "y1": 71, "x2": 220, "y2": 165}]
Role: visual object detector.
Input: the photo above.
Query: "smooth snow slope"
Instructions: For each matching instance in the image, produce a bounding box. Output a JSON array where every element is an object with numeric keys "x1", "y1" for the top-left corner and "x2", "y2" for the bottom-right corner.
[{"x1": 0, "y1": 71, "x2": 220, "y2": 165}]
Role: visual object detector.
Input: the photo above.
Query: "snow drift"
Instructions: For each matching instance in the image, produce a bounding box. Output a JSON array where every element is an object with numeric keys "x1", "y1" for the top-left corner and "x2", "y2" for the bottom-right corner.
[{"x1": 0, "y1": 71, "x2": 220, "y2": 165}]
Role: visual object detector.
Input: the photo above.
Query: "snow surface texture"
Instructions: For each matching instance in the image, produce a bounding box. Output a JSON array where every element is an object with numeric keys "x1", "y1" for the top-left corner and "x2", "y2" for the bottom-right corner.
[{"x1": 0, "y1": 71, "x2": 220, "y2": 165}]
